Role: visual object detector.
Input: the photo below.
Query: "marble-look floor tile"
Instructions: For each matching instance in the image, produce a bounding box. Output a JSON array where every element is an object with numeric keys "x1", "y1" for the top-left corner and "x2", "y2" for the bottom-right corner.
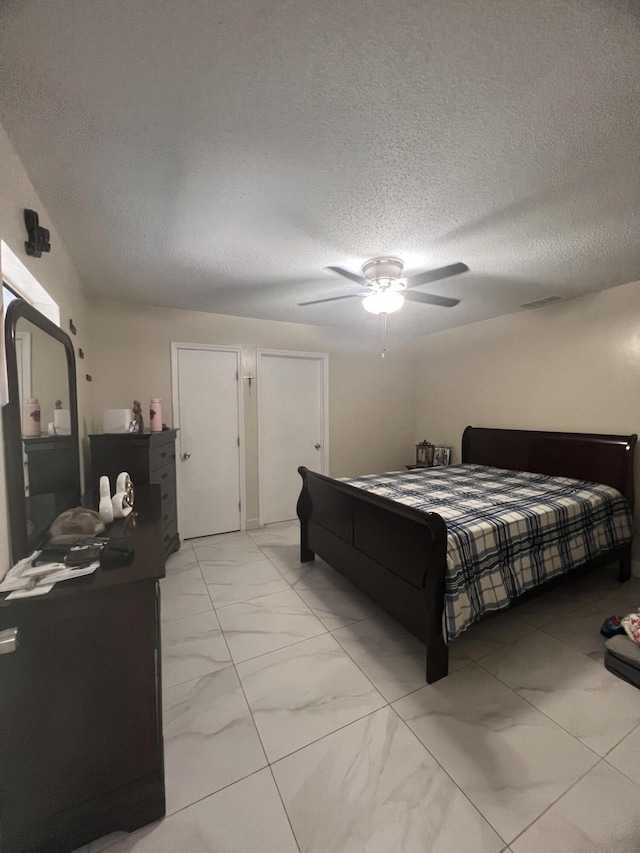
[
  {"x1": 481, "y1": 631, "x2": 640, "y2": 755},
  {"x1": 393, "y1": 664, "x2": 598, "y2": 843},
  {"x1": 454, "y1": 608, "x2": 536, "y2": 661},
  {"x1": 164, "y1": 545, "x2": 198, "y2": 576},
  {"x1": 539, "y1": 574, "x2": 640, "y2": 662},
  {"x1": 86, "y1": 831, "x2": 129, "y2": 851},
  {"x1": 600, "y1": 575, "x2": 640, "y2": 613},
  {"x1": 449, "y1": 640, "x2": 474, "y2": 673},
  {"x1": 162, "y1": 609, "x2": 232, "y2": 688},
  {"x1": 249, "y1": 520, "x2": 300, "y2": 547},
  {"x1": 194, "y1": 536, "x2": 265, "y2": 567},
  {"x1": 265, "y1": 547, "x2": 346, "y2": 590},
  {"x1": 102, "y1": 769, "x2": 298, "y2": 853},
  {"x1": 258, "y1": 543, "x2": 307, "y2": 574},
  {"x1": 216, "y1": 588, "x2": 326, "y2": 662},
  {"x1": 190, "y1": 529, "x2": 248, "y2": 548},
  {"x1": 236, "y1": 632, "x2": 386, "y2": 762},
  {"x1": 163, "y1": 668, "x2": 267, "y2": 814},
  {"x1": 160, "y1": 566, "x2": 213, "y2": 622},
  {"x1": 203, "y1": 559, "x2": 290, "y2": 606},
  {"x1": 333, "y1": 613, "x2": 468, "y2": 703},
  {"x1": 605, "y1": 723, "x2": 640, "y2": 785},
  {"x1": 511, "y1": 762, "x2": 640, "y2": 853},
  {"x1": 540, "y1": 597, "x2": 610, "y2": 662},
  {"x1": 272, "y1": 706, "x2": 503, "y2": 853},
  {"x1": 296, "y1": 583, "x2": 383, "y2": 630}
]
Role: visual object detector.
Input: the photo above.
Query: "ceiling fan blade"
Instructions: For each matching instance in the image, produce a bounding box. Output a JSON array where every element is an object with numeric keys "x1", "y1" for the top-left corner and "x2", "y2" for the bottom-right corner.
[
  {"x1": 325, "y1": 266, "x2": 368, "y2": 286},
  {"x1": 405, "y1": 262, "x2": 469, "y2": 288},
  {"x1": 298, "y1": 293, "x2": 365, "y2": 306},
  {"x1": 405, "y1": 291, "x2": 460, "y2": 308}
]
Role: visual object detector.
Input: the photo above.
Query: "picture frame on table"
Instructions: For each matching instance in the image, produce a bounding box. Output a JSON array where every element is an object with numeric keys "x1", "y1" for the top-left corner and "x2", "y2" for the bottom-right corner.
[{"x1": 432, "y1": 445, "x2": 451, "y2": 466}]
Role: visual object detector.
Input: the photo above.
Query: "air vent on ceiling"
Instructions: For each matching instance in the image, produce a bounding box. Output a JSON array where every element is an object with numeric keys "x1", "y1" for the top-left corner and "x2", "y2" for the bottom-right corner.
[{"x1": 520, "y1": 296, "x2": 564, "y2": 310}]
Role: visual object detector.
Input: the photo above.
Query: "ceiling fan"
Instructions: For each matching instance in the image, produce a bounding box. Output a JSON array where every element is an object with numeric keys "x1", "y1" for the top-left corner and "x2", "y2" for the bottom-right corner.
[{"x1": 298, "y1": 257, "x2": 468, "y2": 314}]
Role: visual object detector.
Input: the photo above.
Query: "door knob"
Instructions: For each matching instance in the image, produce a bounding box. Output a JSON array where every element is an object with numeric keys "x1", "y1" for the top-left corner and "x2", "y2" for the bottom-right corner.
[
  {"x1": 314, "y1": 443, "x2": 321, "y2": 450},
  {"x1": 0, "y1": 627, "x2": 18, "y2": 655},
  {"x1": 181, "y1": 452, "x2": 191, "y2": 460}
]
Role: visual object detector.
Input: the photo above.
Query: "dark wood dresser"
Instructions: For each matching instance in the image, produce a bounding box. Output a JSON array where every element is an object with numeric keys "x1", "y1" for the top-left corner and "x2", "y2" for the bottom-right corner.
[
  {"x1": 90, "y1": 429, "x2": 179, "y2": 557},
  {"x1": 0, "y1": 486, "x2": 166, "y2": 853}
]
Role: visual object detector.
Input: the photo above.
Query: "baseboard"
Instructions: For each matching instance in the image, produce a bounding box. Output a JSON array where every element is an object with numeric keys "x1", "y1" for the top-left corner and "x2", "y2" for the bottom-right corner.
[{"x1": 245, "y1": 518, "x2": 261, "y2": 531}]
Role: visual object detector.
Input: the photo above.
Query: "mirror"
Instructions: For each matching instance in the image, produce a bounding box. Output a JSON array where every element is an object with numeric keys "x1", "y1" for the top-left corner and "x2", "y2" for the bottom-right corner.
[{"x1": 3, "y1": 299, "x2": 80, "y2": 563}]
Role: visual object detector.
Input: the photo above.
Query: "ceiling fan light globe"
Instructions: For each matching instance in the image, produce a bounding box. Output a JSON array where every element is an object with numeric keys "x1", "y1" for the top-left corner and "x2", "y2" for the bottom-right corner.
[{"x1": 362, "y1": 291, "x2": 405, "y2": 315}]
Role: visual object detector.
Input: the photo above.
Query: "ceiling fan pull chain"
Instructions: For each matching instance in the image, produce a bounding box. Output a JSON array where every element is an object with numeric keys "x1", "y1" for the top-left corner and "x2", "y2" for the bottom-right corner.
[{"x1": 381, "y1": 312, "x2": 388, "y2": 358}]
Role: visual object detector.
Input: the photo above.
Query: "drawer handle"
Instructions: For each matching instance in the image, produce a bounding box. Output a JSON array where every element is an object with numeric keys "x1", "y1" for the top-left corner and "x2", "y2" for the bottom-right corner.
[
  {"x1": 163, "y1": 514, "x2": 169, "y2": 522},
  {"x1": 164, "y1": 534, "x2": 170, "y2": 542},
  {"x1": 160, "y1": 451, "x2": 167, "y2": 458},
  {"x1": 162, "y1": 493, "x2": 169, "y2": 501},
  {"x1": 161, "y1": 472, "x2": 168, "y2": 480}
]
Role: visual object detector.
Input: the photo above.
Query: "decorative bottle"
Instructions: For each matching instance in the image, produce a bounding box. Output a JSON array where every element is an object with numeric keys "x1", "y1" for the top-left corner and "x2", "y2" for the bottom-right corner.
[
  {"x1": 23, "y1": 397, "x2": 41, "y2": 437},
  {"x1": 150, "y1": 398, "x2": 162, "y2": 432}
]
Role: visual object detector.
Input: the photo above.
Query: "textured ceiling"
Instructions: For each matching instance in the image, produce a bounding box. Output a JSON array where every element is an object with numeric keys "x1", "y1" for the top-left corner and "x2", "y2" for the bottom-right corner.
[{"x1": 0, "y1": 0, "x2": 639, "y2": 335}]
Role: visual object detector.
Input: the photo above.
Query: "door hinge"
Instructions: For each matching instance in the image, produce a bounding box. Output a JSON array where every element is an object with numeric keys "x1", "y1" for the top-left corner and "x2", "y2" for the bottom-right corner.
[
  {"x1": 236, "y1": 371, "x2": 239, "y2": 381},
  {"x1": 237, "y1": 436, "x2": 240, "y2": 447},
  {"x1": 238, "y1": 501, "x2": 241, "y2": 511}
]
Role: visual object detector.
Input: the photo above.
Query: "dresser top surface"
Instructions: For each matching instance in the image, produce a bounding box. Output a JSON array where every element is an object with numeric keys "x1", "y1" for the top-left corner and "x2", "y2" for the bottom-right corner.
[
  {"x1": 0, "y1": 485, "x2": 166, "y2": 609},
  {"x1": 90, "y1": 428, "x2": 178, "y2": 444}
]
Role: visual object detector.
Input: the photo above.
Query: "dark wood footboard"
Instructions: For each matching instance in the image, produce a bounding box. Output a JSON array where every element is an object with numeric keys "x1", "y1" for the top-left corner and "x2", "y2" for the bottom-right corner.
[{"x1": 297, "y1": 466, "x2": 449, "y2": 683}]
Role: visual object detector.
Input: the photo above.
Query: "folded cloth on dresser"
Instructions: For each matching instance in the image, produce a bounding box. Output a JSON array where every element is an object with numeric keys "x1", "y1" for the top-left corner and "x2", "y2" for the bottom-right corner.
[
  {"x1": 0, "y1": 552, "x2": 100, "y2": 598},
  {"x1": 100, "y1": 537, "x2": 135, "y2": 570},
  {"x1": 341, "y1": 464, "x2": 633, "y2": 643}
]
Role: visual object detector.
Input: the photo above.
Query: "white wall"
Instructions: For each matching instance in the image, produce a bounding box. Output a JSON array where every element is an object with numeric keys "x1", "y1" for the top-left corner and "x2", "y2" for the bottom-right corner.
[
  {"x1": 0, "y1": 123, "x2": 92, "y2": 573},
  {"x1": 87, "y1": 299, "x2": 416, "y2": 526}
]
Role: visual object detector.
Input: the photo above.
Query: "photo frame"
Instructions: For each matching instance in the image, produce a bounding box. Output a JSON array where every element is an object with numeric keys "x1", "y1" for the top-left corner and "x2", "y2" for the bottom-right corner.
[{"x1": 432, "y1": 445, "x2": 451, "y2": 467}]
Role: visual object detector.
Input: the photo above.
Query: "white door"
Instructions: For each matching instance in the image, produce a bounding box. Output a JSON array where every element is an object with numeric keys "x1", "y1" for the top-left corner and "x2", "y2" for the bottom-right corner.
[
  {"x1": 258, "y1": 350, "x2": 328, "y2": 525},
  {"x1": 172, "y1": 344, "x2": 243, "y2": 538}
]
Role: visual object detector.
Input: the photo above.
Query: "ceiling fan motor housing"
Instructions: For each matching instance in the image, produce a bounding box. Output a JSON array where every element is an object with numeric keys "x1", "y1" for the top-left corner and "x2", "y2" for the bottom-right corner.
[{"x1": 362, "y1": 257, "x2": 405, "y2": 290}]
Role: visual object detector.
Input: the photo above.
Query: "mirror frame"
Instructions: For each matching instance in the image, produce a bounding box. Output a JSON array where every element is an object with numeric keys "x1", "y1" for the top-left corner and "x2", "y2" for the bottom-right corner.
[{"x1": 2, "y1": 298, "x2": 80, "y2": 563}]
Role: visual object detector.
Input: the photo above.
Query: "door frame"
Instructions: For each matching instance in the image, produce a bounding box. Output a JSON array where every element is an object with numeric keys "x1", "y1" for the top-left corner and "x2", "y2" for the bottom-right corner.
[
  {"x1": 171, "y1": 342, "x2": 246, "y2": 535},
  {"x1": 256, "y1": 349, "x2": 329, "y2": 527}
]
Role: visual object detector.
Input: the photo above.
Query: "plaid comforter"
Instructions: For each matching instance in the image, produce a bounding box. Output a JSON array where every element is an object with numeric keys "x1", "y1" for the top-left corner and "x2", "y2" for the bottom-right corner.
[{"x1": 341, "y1": 464, "x2": 633, "y2": 642}]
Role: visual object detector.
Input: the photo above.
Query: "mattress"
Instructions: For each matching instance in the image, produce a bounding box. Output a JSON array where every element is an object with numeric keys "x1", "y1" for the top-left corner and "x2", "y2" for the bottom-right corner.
[{"x1": 341, "y1": 464, "x2": 633, "y2": 642}]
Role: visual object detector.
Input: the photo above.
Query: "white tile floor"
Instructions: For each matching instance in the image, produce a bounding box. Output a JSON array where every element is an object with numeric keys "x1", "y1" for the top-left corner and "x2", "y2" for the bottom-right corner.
[{"x1": 76, "y1": 522, "x2": 640, "y2": 852}]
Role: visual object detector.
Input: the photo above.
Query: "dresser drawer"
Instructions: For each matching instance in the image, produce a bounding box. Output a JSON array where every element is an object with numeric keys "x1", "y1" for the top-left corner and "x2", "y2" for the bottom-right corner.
[
  {"x1": 150, "y1": 461, "x2": 175, "y2": 490},
  {"x1": 149, "y1": 441, "x2": 176, "y2": 473},
  {"x1": 162, "y1": 519, "x2": 178, "y2": 553},
  {"x1": 160, "y1": 497, "x2": 177, "y2": 532},
  {"x1": 159, "y1": 482, "x2": 175, "y2": 515}
]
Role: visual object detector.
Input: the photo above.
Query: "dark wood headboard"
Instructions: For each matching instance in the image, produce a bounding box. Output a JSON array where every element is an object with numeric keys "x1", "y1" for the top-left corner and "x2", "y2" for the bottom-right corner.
[{"x1": 462, "y1": 426, "x2": 637, "y2": 510}]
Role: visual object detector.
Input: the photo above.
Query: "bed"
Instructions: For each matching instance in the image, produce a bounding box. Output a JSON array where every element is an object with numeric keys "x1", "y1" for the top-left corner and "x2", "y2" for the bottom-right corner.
[{"x1": 296, "y1": 426, "x2": 637, "y2": 684}]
